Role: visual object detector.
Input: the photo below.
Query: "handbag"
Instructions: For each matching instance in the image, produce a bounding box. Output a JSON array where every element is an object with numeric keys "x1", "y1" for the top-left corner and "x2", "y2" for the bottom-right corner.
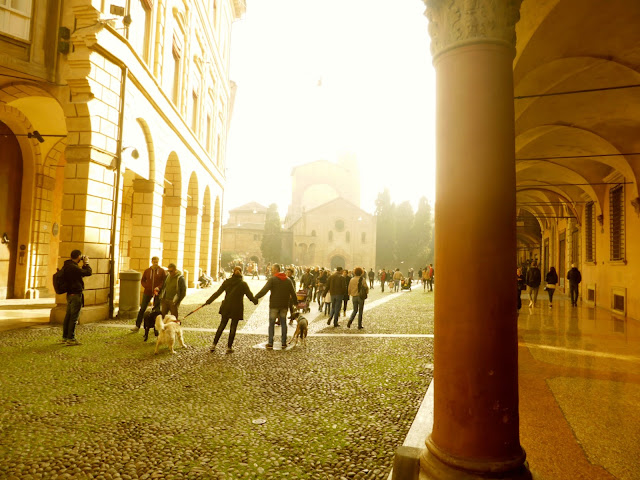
[{"x1": 546, "y1": 284, "x2": 556, "y2": 290}]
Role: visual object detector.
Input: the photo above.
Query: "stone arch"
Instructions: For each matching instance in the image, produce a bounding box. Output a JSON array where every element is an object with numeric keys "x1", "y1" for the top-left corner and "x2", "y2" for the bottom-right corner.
[
  {"x1": 198, "y1": 186, "x2": 213, "y2": 280},
  {"x1": 183, "y1": 172, "x2": 201, "y2": 286},
  {"x1": 161, "y1": 153, "x2": 184, "y2": 266},
  {"x1": 211, "y1": 195, "x2": 222, "y2": 277},
  {"x1": 32, "y1": 138, "x2": 67, "y2": 296},
  {"x1": 0, "y1": 103, "x2": 44, "y2": 298}
]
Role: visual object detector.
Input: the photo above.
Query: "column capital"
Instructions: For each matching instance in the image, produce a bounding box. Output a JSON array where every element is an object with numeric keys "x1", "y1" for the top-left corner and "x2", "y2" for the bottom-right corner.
[{"x1": 424, "y1": 0, "x2": 522, "y2": 59}]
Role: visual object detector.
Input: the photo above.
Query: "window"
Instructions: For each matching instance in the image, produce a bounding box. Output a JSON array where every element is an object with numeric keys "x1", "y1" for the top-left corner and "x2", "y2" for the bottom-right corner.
[
  {"x1": 0, "y1": 0, "x2": 33, "y2": 41},
  {"x1": 585, "y1": 201, "x2": 595, "y2": 262},
  {"x1": 311, "y1": 230, "x2": 316, "y2": 237},
  {"x1": 346, "y1": 231, "x2": 350, "y2": 243},
  {"x1": 129, "y1": 0, "x2": 152, "y2": 63},
  {"x1": 334, "y1": 219, "x2": 344, "y2": 232},
  {"x1": 361, "y1": 232, "x2": 366, "y2": 243},
  {"x1": 166, "y1": 39, "x2": 181, "y2": 105},
  {"x1": 206, "y1": 114, "x2": 212, "y2": 153},
  {"x1": 191, "y1": 90, "x2": 199, "y2": 132},
  {"x1": 610, "y1": 185, "x2": 624, "y2": 261},
  {"x1": 571, "y1": 229, "x2": 579, "y2": 266},
  {"x1": 328, "y1": 231, "x2": 333, "y2": 241}
]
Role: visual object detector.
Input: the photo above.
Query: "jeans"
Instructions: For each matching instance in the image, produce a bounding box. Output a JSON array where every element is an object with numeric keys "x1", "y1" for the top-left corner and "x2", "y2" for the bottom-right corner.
[
  {"x1": 161, "y1": 299, "x2": 179, "y2": 317},
  {"x1": 63, "y1": 294, "x2": 83, "y2": 340},
  {"x1": 135, "y1": 294, "x2": 160, "y2": 328},
  {"x1": 213, "y1": 316, "x2": 240, "y2": 348},
  {"x1": 427, "y1": 279, "x2": 433, "y2": 291},
  {"x1": 268, "y1": 307, "x2": 288, "y2": 346},
  {"x1": 570, "y1": 284, "x2": 579, "y2": 305},
  {"x1": 369, "y1": 278, "x2": 374, "y2": 289},
  {"x1": 547, "y1": 287, "x2": 556, "y2": 304},
  {"x1": 394, "y1": 280, "x2": 400, "y2": 292},
  {"x1": 381, "y1": 281, "x2": 385, "y2": 292},
  {"x1": 528, "y1": 286, "x2": 539, "y2": 305},
  {"x1": 348, "y1": 296, "x2": 364, "y2": 328},
  {"x1": 330, "y1": 295, "x2": 343, "y2": 326}
]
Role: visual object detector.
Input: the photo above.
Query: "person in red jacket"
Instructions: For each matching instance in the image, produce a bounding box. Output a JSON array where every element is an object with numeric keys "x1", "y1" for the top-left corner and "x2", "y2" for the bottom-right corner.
[{"x1": 132, "y1": 257, "x2": 167, "y2": 332}]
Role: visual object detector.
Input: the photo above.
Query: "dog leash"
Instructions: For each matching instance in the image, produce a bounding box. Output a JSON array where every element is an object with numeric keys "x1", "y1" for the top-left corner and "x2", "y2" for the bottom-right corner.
[{"x1": 184, "y1": 304, "x2": 206, "y2": 318}]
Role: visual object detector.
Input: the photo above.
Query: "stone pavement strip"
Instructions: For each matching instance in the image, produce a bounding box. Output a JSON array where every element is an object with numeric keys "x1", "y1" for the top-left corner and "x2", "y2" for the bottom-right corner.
[{"x1": 0, "y1": 287, "x2": 434, "y2": 480}]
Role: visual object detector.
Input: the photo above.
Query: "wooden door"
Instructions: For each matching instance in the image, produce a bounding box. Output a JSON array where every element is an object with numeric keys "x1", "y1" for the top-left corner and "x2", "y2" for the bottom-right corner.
[{"x1": 0, "y1": 121, "x2": 23, "y2": 299}]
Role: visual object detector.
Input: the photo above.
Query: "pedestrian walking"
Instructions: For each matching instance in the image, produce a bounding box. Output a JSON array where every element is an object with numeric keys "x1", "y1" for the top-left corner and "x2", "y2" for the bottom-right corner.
[
  {"x1": 393, "y1": 268, "x2": 403, "y2": 292},
  {"x1": 206, "y1": 266, "x2": 258, "y2": 353},
  {"x1": 255, "y1": 264, "x2": 297, "y2": 349},
  {"x1": 60, "y1": 250, "x2": 92, "y2": 346},
  {"x1": 159, "y1": 263, "x2": 186, "y2": 317},
  {"x1": 342, "y1": 269, "x2": 351, "y2": 316},
  {"x1": 347, "y1": 267, "x2": 368, "y2": 329},
  {"x1": 380, "y1": 269, "x2": 387, "y2": 292},
  {"x1": 545, "y1": 266, "x2": 558, "y2": 307},
  {"x1": 526, "y1": 261, "x2": 542, "y2": 307},
  {"x1": 132, "y1": 256, "x2": 166, "y2": 333},
  {"x1": 368, "y1": 268, "x2": 375, "y2": 289},
  {"x1": 326, "y1": 267, "x2": 347, "y2": 327},
  {"x1": 517, "y1": 267, "x2": 525, "y2": 310},
  {"x1": 567, "y1": 263, "x2": 582, "y2": 306}
]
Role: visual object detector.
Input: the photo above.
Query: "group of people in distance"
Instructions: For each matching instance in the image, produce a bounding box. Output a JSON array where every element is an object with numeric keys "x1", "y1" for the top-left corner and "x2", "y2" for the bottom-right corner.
[
  {"x1": 517, "y1": 260, "x2": 582, "y2": 310},
  {"x1": 56, "y1": 250, "x2": 435, "y2": 353}
]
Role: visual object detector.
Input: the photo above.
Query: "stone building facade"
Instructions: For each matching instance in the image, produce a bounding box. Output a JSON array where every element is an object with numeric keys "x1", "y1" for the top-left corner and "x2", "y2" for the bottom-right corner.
[
  {"x1": 0, "y1": 0, "x2": 245, "y2": 322},
  {"x1": 285, "y1": 156, "x2": 376, "y2": 269},
  {"x1": 220, "y1": 201, "x2": 266, "y2": 264}
]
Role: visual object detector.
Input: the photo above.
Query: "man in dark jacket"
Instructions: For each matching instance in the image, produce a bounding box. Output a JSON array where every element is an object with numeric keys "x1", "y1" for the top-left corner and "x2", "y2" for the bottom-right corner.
[
  {"x1": 567, "y1": 263, "x2": 582, "y2": 306},
  {"x1": 255, "y1": 264, "x2": 297, "y2": 349},
  {"x1": 132, "y1": 256, "x2": 166, "y2": 332},
  {"x1": 327, "y1": 267, "x2": 347, "y2": 327},
  {"x1": 525, "y1": 260, "x2": 542, "y2": 308},
  {"x1": 368, "y1": 268, "x2": 375, "y2": 289},
  {"x1": 205, "y1": 266, "x2": 257, "y2": 353},
  {"x1": 159, "y1": 263, "x2": 186, "y2": 317},
  {"x1": 61, "y1": 249, "x2": 92, "y2": 346}
]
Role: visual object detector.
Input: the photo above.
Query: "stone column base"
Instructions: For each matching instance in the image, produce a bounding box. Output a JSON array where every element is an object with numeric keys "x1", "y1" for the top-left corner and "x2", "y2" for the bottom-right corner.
[
  {"x1": 419, "y1": 448, "x2": 533, "y2": 480},
  {"x1": 49, "y1": 304, "x2": 110, "y2": 324}
]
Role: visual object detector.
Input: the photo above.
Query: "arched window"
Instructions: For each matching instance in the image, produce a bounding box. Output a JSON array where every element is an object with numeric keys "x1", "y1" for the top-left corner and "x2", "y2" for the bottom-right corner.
[
  {"x1": 346, "y1": 231, "x2": 350, "y2": 243},
  {"x1": 311, "y1": 230, "x2": 316, "y2": 237},
  {"x1": 361, "y1": 232, "x2": 366, "y2": 243},
  {"x1": 328, "y1": 231, "x2": 333, "y2": 241},
  {"x1": 335, "y1": 219, "x2": 345, "y2": 232}
]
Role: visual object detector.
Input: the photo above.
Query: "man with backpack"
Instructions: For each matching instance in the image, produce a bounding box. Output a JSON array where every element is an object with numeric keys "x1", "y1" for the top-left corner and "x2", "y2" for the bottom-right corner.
[
  {"x1": 57, "y1": 249, "x2": 92, "y2": 346},
  {"x1": 526, "y1": 260, "x2": 542, "y2": 308}
]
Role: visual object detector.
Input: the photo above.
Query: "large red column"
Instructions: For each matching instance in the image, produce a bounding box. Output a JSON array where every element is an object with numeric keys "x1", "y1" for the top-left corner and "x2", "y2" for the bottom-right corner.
[{"x1": 421, "y1": 1, "x2": 532, "y2": 478}]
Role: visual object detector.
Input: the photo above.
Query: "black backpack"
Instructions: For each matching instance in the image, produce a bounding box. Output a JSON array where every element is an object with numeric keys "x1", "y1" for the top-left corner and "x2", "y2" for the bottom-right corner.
[
  {"x1": 53, "y1": 266, "x2": 69, "y2": 294},
  {"x1": 358, "y1": 276, "x2": 368, "y2": 300}
]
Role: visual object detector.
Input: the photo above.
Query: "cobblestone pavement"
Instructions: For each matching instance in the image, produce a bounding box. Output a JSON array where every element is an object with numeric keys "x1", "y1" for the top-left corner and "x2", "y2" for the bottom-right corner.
[{"x1": 0, "y1": 282, "x2": 434, "y2": 479}]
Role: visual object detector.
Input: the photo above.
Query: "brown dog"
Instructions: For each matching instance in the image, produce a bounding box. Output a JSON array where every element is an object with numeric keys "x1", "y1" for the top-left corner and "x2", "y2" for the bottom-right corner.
[{"x1": 290, "y1": 314, "x2": 308, "y2": 347}]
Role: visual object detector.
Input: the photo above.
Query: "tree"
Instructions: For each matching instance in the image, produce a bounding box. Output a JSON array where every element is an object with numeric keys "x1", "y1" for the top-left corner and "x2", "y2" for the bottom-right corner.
[
  {"x1": 375, "y1": 189, "x2": 396, "y2": 269},
  {"x1": 260, "y1": 203, "x2": 282, "y2": 263},
  {"x1": 394, "y1": 201, "x2": 415, "y2": 270},
  {"x1": 412, "y1": 197, "x2": 433, "y2": 266}
]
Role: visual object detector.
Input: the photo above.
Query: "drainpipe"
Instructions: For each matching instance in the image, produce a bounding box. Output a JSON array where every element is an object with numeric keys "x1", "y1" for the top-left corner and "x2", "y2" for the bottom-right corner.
[{"x1": 109, "y1": 65, "x2": 128, "y2": 319}]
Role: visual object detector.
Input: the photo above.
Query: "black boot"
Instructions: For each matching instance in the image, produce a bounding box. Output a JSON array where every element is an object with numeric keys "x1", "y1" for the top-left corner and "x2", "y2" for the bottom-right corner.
[{"x1": 143, "y1": 329, "x2": 149, "y2": 342}]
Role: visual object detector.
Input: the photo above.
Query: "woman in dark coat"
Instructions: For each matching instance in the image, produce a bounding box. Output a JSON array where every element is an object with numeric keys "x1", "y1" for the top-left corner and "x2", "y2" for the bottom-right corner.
[
  {"x1": 545, "y1": 266, "x2": 558, "y2": 308},
  {"x1": 206, "y1": 266, "x2": 257, "y2": 353}
]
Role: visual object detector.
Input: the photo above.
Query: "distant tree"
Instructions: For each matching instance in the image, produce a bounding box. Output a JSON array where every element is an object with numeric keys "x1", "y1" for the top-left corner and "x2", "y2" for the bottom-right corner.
[
  {"x1": 261, "y1": 203, "x2": 282, "y2": 263},
  {"x1": 412, "y1": 197, "x2": 433, "y2": 266},
  {"x1": 375, "y1": 189, "x2": 396, "y2": 269},
  {"x1": 394, "y1": 201, "x2": 415, "y2": 270}
]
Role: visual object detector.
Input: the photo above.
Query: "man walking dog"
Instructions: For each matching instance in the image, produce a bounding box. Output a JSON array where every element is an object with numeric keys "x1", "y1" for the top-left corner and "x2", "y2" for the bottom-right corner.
[{"x1": 132, "y1": 256, "x2": 166, "y2": 333}]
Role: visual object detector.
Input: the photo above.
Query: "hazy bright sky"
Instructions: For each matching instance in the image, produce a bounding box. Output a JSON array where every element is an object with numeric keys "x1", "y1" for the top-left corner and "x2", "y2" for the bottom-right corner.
[{"x1": 224, "y1": 0, "x2": 435, "y2": 221}]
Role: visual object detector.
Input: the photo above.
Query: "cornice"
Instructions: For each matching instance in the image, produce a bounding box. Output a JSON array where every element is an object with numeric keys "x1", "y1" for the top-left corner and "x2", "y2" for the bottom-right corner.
[{"x1": 424, "y1": 0, "x2": 522, "y2": 60}]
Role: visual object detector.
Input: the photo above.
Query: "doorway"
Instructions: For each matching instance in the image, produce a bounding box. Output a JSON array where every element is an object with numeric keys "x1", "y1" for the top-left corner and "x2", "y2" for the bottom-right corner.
[
  {"x1": 330, "y1": 255, "x2": 345, "y2": 270},
  {"x1": 0, "y1": 121, "x2": 23, "y2": 299}
]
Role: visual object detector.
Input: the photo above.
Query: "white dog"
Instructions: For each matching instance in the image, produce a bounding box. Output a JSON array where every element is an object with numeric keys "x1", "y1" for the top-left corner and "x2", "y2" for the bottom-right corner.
[{"x1": 154, "y1": 314, "x2": 187, "y2": 354}]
